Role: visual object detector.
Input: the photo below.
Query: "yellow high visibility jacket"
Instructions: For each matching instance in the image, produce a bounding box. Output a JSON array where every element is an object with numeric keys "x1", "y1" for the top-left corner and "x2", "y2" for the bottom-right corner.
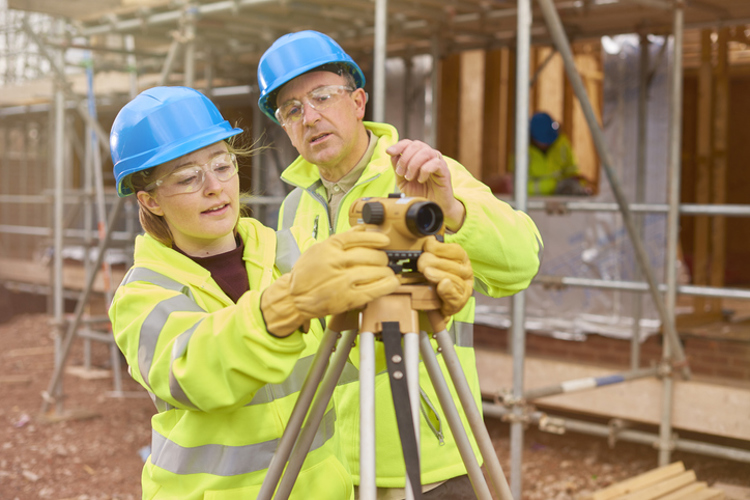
[
  {"x1": 527, "y1": 134, "x2": 580, "y2": 195},
  {"x1": 109, "y1": 218, "x2": 352, "y2": 500},
  {"x1": 277, "y1": 122, "x2": 543, "y2": 487}
]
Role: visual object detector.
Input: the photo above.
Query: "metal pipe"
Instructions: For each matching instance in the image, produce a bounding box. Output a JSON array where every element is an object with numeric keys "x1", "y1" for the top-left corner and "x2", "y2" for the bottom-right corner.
[
  {"x1": 532, "y1": 275, "x2": 750, "y2": 300},
  {"x1": 51, "y1": 35, "x2": 66, "y2": 415},
  {"x1": 433, "y1": 329, "x2": 514, "y2": 500},
  {"x1": 273, "y1": 329, "x2": 357, "y2": 499},
  {"x1": 358, "y1": 331, "x2": 376, "y2": 500},
  {"x1": 404, "y1": 331, "x2": 420, "y2": 500},
  {"x1": 535, "y1": 0, "x2": 689, "y2": 378},
  {"x1": 660, "y1": 0, "x2": 685, "y2": 467},
  {"x1": 125, "y1": 35, "x2": 138, "y2": 98},
  {"x1": 256, "y1": 326, "x2": 343, "y2": 500},
  {"x1": 80, "y1": 0, "x2": 278, "y2": 36},
  {"x1": 373, "y1": 0, "x2": 388, "y2": 122},
  {"x1": 511, "y1": 0, "x2": 532, "y2": 496},
  {"x1": 40, "y1": 197, "x2": 125, "y2": 414},
  {"x1": 521, "y1": 200, "x2": 750, "y2": 216},
  {"x1": 158, "y1": 39, "x2": 181, "y2": 86},
  {"x1": 419, "y1": 332, "x2": 493, "y2": 500},
  {"x1": 631, "y1": 33, "x2": 650, "y2": 371},
  {"x1": 183, "y1": 5, "x2": 197, "y2": 88},
  {"x1": 522, "y1": 366, "x2": 660, "y2": 401},
  {"x1": 482, "y1": 404, "x2": 750, "y2": 463}
]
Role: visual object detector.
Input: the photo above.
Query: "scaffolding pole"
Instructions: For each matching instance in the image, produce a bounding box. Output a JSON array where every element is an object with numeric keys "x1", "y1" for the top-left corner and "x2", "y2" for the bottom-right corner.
[
  {"x1": 660, "y1": 0, "x2": 685, "y2": 467},
  {"x1": 483, "y1": 404, "x2": 750, "y2": 463},
  {"x1": 534, "y1": 0, "x2": 690, "y2": 380},
  {"x1": 373, "y1": 0, "x2": 388, "y2": 122},
  {"x1": 510, "y1": 0, "x2": 531, "y2": 496},
  {"x1": 630, "y1": 33, "x2": 650, "y2": 370}
]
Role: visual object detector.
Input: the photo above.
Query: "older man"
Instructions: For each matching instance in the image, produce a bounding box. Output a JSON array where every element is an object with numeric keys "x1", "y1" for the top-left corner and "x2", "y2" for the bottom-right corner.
[{"x1": 257, "y1": 30, "x2": 543, "y2": 499}]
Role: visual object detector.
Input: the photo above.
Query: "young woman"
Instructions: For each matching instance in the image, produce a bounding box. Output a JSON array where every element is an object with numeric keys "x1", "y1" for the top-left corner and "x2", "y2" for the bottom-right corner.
[{"x1": 108, "y1": 86, "x2": 401, "y2": 499}]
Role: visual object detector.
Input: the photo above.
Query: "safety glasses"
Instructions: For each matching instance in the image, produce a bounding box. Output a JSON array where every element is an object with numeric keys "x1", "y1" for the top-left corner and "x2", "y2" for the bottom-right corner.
[
  {"x1": 145, "y1": 152, "x2": 238, "y2": 196},
  {"x1": 275, "y1": 85, "x2": 354, "y2": 125}
]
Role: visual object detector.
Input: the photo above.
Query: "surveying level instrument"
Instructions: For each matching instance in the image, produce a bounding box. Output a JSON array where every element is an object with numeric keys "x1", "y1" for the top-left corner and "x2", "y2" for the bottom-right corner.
[{"x1": 257, "y1": 195, "x2": 515, "y2": 500}]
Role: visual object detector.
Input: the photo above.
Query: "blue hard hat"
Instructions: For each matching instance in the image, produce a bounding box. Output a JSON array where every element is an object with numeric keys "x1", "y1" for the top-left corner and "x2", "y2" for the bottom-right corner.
[
  {"x1": 110, "y1": 86, "x2": 243, "y2": 197},
  {"x1": 529, "y1": 112, "x2": 560, "y2": 146},
  {"x1": 257, "y1": 30, "x2": 366, "y2": 124}
]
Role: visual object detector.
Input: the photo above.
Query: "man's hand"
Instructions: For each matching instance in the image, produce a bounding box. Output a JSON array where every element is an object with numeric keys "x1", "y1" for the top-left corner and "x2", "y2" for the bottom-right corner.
[
  {"x1": 417, "y1": 237, "x2": 474, "y2": 319},
  {"x1": 386, "y1": 139, "x2": 466, "y2": 232}
]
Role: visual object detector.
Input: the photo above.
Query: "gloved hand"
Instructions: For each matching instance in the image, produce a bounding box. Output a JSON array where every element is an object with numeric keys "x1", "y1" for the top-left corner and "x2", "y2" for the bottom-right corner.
[
  {"x1": 418, "y1": 237, "x2": 474, "y2": 318},
  {"x1": 261, "y1": 227, "x2": 401, "y2": 337}
]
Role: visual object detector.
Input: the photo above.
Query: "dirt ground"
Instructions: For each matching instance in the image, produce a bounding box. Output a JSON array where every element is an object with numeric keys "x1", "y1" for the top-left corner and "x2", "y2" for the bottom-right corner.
[{"x1": 1, "y1": 312, "x2": 749, "y2": 500}]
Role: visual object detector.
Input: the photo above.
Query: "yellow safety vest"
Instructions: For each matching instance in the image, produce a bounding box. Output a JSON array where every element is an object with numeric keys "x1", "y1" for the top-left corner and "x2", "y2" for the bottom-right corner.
[
  {"x1": 109, "y1": 218, "x2": 352, "y2": 499},
  {"x1": 278, "y1": 122, "x2": 543, "y2": 487}
]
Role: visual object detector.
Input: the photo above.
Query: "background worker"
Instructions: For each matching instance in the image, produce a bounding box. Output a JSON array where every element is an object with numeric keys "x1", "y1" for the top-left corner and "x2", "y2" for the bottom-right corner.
[
  {"x1": 108, "y1": 85, "x2": 404, "y2": 499},
  {"x1": 524, "y1": 111, "x2": 591, "y2": 196},
  {"x1": 257, "y1": 30, "x2": 544, "y2": 499}
]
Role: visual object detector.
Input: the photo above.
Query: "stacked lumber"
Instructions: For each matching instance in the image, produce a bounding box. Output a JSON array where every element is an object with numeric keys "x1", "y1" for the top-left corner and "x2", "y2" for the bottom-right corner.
[{"x1": 584, "y1": 462, "x2": 725, "y2": 500}]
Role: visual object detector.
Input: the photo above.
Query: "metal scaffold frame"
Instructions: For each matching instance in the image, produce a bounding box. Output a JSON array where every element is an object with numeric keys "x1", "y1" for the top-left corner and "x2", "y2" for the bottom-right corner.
[{"x1": 1, "y1": 1, "x2": 749, "y2": 498}]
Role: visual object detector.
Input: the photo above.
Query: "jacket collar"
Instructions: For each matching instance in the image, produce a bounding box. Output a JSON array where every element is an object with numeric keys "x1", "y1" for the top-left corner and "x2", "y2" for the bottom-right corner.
[{"x1": 280, "y1": 121, "x2": 399, "y2": 190}]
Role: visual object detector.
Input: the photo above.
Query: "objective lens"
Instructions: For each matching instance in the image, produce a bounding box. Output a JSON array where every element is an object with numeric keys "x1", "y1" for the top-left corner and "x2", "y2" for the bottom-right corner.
[{"x1": 406, "y1": 201, "x2": 443, "y2": 236}]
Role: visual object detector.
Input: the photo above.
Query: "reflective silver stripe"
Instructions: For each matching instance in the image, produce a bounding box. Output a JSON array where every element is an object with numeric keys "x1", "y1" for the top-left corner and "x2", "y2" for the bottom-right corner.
[
  {"x1": 122, "y1": 267, "x2": 204, "y2": 392},
  {"x1": 419, "y1": 388, "x2": 444, "y2": 445},
  {"x1": 449, "y1": 320, "x2": 474, "y2": 348},
  {"x1": 281, "y1": 187, "x2": 304, "y2": 231},
  {"x1": 122, "y1": 267, "x2": 197, "y2": 302},
  {"x1": 275, "y1": 228, "x2": 301, "y2": 274},
  {"x1": 245, "y1": 354, "x2": 315, "y2": 405},
  {"x1": 148, "y1": 391, "x2": 173, "y2": 413},
  {"x1": 150, "y1": 407, "x2": 337, "y2": 476},
  {"x1": 335, "y1": 360, "x2": 360, "y2": 386},
  {"x1": 137, "y1": 294, "x2": 204, "y2": 390},
  {"x1": 474, "y1": 278, "x2": 490, "y2": 296},
  {"x1": 536, "y1": 234, "x2": 544, "y2": 267},
  {"x1": 168, "y1": 323, "x2": 201, "y2": 409}
]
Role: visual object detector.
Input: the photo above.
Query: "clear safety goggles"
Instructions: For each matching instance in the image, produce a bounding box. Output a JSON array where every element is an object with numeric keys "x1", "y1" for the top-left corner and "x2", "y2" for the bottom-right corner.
[
  {"x1": 145, "y1": 152, "x2": 238, "y2": 196},
  {"x1": 275, "y1": 85, "x2": 354, "y2": 125}
]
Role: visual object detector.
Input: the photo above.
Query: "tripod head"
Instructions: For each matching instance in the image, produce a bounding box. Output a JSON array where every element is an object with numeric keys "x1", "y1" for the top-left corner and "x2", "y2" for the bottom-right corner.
[{"x1": 349, "y1": 194, "x2": 445, "y2": 282}]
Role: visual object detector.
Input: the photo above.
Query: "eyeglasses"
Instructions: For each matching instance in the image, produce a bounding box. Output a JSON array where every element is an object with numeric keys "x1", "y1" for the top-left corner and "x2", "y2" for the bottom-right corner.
[
  {"x1": 275, "y1": 85, "x2": 354, "y2": 125},
  {"x1": 145, "y1": 153, "x2": 238, "y2": 196}
]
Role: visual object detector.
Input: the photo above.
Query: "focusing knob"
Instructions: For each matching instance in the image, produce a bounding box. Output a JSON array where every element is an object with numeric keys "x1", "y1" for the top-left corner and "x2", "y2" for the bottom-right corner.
[{"x1": 362, "y1": 201, "x2": 385, "y2": 225}]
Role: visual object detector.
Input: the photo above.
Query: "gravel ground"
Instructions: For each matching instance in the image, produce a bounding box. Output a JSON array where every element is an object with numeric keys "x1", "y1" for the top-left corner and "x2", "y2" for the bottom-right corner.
[{"x1": 1, "y1": 313, "x2": 748, "y2": 500}]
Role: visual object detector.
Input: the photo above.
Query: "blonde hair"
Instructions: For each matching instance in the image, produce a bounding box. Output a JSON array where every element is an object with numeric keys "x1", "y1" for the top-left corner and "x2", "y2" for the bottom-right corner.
[{"x1": 130, "y1": 138, "x2": 256, "y2": 247}]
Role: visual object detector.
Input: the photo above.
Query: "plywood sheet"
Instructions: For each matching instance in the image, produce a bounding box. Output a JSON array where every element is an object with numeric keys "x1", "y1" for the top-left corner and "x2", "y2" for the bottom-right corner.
[{"x1": 476, "y1": 348, "x2": 750, "y2": 441}]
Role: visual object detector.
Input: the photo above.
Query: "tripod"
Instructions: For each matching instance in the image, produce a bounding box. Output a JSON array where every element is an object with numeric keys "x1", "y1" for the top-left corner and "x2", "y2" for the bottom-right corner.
[{"x1": 257, "y1": 281, "x2": 515, "y2": 500}]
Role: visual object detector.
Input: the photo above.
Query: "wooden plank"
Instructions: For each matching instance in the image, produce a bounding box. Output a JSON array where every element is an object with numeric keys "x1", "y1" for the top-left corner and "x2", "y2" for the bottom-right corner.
[
  {"x1": 437, "y1": 52, "x2": 461, "y2": 160},
  {"x1": 5, "y1": 346, "x2": 55, "y2": 357},
  {"x1": 482, "y1": 49, "x2": 503, "y2": 181},
  {"x1": 713, "y1": 482, "x2": 750, "y2": 500},
  {"x1": 709, "y1": 27, "x2": 729, "y2": 313},
  {"x1": 476, "y1": 349, "x2": 750, "y2": 440},
  {"x1": 586, "y1": 462, "x2": 685, "y2": 500},
  {"x1": 657, "y1": 482, "x2": 707, "y2": 500},
  {"x1": 616, "y1": 471, "x2": 696, "y2": 500},
  {"x1": 0, "y1": 258, "x2": 126, "y2": 294},
  {"x1": 458, "y1": 49, "x2": 485, "y2": 179},
  {"x1": 692, "y1": 29, "x2": 713, "y2": 315},
  {"x1": 681, "y1": 489, "x2": 725, "y2": 500},
  {"x1": 0, "y1": 375, "x2": 33, "y2": 385}
]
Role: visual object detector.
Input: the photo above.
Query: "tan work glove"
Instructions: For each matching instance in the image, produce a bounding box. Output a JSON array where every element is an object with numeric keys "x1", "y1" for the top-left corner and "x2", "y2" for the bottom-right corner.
[
  {"x1": 417, "y1": 237, "x2": 474, "y2": 318},
  {"x1": 261, "y1": 227, "x2": 401, "y2": 337}
]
